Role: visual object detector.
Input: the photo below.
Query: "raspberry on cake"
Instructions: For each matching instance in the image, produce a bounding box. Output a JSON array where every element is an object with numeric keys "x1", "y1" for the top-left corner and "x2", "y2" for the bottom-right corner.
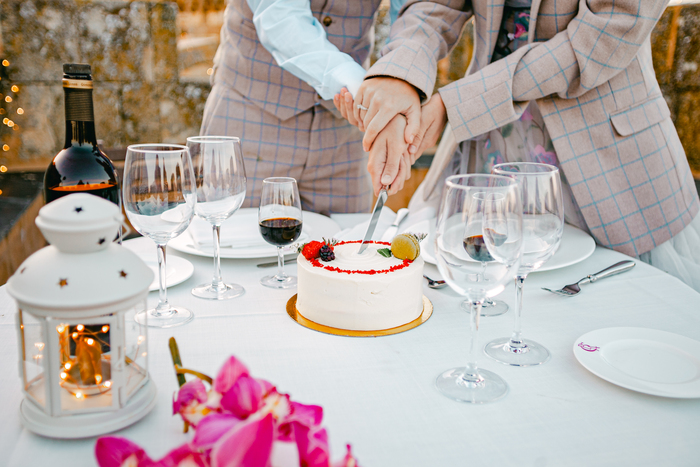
[{"x1": 295, "y1": 240, "x2": 425, "y2": 331}]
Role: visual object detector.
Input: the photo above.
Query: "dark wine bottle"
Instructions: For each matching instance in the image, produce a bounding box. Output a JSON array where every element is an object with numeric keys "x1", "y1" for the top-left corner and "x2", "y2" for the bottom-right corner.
[{"x1": 43, "y1": 64, "x2": 119, "y2": 206}]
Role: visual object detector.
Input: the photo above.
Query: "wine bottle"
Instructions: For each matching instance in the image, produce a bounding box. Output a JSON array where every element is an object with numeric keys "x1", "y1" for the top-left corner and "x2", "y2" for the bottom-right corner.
[{"x1": 43, "y1": 64, "x2": 119, "y2": 206}]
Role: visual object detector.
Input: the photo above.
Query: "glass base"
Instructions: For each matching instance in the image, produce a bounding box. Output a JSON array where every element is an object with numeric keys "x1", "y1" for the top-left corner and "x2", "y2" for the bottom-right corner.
[
  {"x1": 192, "y1": 282, "x2": 245, "y2": 300},
  {"x1": 436, "y1": 367, "x2": 509, "y2": 404},
  {"x1": 136, "y1": 306, "x2": 194, "y2": 328},
  {"x1": 484, "y1": 337, "x2": 551, "y2": 367},
  {"x1": 260, "y1": 274, "x2": 297, "y2": 289},
  {"x1": 461, "y1": 299, "x2": 509, "y2": 317}
]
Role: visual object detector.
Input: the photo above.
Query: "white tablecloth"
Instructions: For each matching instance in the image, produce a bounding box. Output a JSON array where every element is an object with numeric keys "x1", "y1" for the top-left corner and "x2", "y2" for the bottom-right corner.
[{"x1": 1, "y1": 213, "x2": 699, "y2": 466}]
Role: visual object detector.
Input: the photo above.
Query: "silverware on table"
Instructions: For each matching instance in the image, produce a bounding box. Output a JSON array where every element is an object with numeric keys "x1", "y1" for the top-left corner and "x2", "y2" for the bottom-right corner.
[
  {"x1": 542, "y1": 260, "x2": 636, "y2": 297},
  {"x1": 381, "y1": 207, "x2": 409, "y2": 242},
  {"x1": 423, "y1": 275, "x2": 447, "y2": 289},
  {"x1": 257, "y1": 258, "x2": 297, "y2": 268},
  {"x1": 358, "y1": 186, "x2": 389, "y2": 254}
]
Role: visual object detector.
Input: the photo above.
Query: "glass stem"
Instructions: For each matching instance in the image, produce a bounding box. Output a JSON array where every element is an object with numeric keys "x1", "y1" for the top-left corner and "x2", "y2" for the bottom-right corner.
[
  {"x1": 154, "y1": 243, "x2": 173, "y2": 317},
  {"x1": 462, "y1": 299, "x2": 484, "y2": 384},
  {"x1": 211, "y1": 224, "x2": 224, "y2": 289},
  {"x1": 276, "y1": 246, "x2": 286, "y2": 280},
  {"x1": 509, "y1": 274, "x2": 528, "y2": 350}
]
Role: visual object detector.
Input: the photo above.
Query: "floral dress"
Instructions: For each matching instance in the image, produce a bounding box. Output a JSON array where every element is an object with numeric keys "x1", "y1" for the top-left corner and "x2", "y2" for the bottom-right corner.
[{"x1": 471, "y1": 0, "x2": 588, "y2": 230}]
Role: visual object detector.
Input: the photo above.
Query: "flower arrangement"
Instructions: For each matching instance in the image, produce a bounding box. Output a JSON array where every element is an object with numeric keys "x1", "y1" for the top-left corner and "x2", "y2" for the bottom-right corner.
[{"x1": 95, "y1": 343, "x2": 360, "y2": 467}]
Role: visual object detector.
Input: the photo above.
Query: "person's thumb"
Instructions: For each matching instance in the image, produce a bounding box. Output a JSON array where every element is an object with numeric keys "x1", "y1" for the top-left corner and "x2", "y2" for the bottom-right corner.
[
  {"x1": 380, "y1": 145, "x2": 401, "y2": 186},
  {"x1": 403, "y1": 103, "x2": 421, "y2": 146}
]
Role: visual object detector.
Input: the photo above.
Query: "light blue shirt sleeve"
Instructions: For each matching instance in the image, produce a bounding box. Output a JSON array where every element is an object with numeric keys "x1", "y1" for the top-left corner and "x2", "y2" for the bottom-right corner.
[{"x1": 247, "y1": 0, "x2": 367, "y2": 100}]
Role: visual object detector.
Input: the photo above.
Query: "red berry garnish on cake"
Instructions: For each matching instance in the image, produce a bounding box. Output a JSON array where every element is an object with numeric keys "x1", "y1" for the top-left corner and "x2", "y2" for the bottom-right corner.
[
  {"x1": 319, "y1": 244, "x2": 335, "y2": 262},
  {"x1": 301, "y1": 241, "x2": 324, "y2": 260}
]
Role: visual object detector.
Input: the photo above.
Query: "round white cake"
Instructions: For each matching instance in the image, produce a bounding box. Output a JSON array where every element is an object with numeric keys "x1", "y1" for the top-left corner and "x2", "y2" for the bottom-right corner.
[{"x1": 296, "y1": 241, "x2": 425, "y2": 331}]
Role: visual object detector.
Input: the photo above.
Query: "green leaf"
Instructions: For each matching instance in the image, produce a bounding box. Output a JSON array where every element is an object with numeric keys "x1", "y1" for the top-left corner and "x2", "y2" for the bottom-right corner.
[{"x1": 377, "y1": 248, "x2": 392, "y2": 258}]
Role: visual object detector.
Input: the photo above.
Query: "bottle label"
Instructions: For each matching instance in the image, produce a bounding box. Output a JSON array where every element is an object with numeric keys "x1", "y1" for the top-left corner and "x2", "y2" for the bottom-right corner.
[{"x1": 62, "y1": 78, "x2": 93, "y2": 90}]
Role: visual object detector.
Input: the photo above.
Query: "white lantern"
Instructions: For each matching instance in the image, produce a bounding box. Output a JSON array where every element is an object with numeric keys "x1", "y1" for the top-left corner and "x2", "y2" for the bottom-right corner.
[{"x1": 7, "y1": 193, "x2": 156, "y2": 438}]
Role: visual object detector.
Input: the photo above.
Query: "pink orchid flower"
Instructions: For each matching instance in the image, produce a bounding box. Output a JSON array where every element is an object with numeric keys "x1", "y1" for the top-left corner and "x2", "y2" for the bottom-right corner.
[
  {"x1": 98, "y1": 355, "x2": 361, "y2": 467},
  {"x1": 514, "y1": 23, "x2": 527, "y2": 39},
  {"x1": 95, "y1": 437, "x2": 207, "y2": 467},
  {"x1": 173, "y1": 379, "x2": 211, "y2": 427}
]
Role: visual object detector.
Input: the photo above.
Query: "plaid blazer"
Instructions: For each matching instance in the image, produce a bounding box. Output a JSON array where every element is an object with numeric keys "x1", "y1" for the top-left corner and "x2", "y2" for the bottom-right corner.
[
  {"x1": 370, "y1": 0, "x2": 699, "y2": 257},
  {"x1": 212, "y1": 0, "x2": 382, "y2": 121}
]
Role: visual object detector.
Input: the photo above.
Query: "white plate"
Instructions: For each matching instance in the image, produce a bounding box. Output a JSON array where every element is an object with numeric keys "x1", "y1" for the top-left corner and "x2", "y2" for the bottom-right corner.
[
  {"x1": 419, "y1": 222, "x2": 595, "y2": 272},
  {"x1": 573, "y1": 327, "x2": 700, "y2": 398},
  {"x1": 168, "y1": 209, "x2": 341, "y2": 259},
  {"x1": 123, "y1": 238, "x2": 195, "y2": 291}
]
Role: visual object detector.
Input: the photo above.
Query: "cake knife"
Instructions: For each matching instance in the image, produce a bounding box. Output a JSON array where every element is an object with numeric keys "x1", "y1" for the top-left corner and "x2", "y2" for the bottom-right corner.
[{"x1": 358, "y1": 186, "x2": 388, "y2": 254}]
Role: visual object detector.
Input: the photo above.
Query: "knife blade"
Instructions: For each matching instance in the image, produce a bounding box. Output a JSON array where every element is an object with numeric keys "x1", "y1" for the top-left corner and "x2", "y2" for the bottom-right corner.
[
  {"x1": 380, "y1": 207, "x2": 409, "y2": 242},
  {"x1": 358, "y1": 187, "x2": 388, "y2": 254}
]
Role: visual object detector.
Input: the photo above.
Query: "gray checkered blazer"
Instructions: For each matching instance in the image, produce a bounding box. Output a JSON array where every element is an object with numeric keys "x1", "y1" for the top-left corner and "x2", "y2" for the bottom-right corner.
[{"x1": 370, "y1": 0, "x2": 699, "y2": 256}]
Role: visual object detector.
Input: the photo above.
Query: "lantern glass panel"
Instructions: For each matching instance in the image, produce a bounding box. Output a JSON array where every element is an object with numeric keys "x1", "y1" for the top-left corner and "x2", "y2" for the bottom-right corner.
[
  {"x1": 19, "y1": 310, "x2": 47, "y2": 408},
  {"x1": 56, "y1": 317, "x2": 116, "y2": 413},
  {"x1": 123, "y1": 300, "x2": 148, "y2": 398}
]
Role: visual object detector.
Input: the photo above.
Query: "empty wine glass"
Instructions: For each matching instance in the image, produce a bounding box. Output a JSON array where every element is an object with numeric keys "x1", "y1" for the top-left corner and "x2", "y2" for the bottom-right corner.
[
  {"x1": 461, "y1": 296, "x2": 509, "y2": 317},
  {"x1": 485, "y1": 162, "x2": 564, "y2": 366},
  {"x1": 258, "y1": 177, "x2": 303, "y2": 289},
  {"x1": 123, "y1": 144, "x2": 196, "y2": 328},
  {"x1": 188, "y1": 136, "x2": 247, "y2": 300},
  {"x1": 435, "y1": 174, "x2": 523, "y2": 403}
]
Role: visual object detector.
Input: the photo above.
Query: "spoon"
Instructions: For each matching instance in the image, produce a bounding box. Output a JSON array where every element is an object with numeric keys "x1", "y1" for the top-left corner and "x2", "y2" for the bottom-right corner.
[{"x1": 423, "y1": 275, "x2": 447, "y2": 289}]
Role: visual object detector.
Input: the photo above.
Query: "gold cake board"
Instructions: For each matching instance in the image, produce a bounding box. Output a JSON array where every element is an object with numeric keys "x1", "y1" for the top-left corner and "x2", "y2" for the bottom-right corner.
[{"x1": 286, "y1": 295, "x2": 433, "y2": 337}]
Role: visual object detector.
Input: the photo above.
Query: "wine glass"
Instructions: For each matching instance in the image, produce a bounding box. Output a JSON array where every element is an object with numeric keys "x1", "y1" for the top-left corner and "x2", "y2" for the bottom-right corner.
[
  {"x1": 258, "y1": 177, "x2": 303, "y2": 289},
  {"x1": 484, "y1": 162, "x2": 564, "y2": 366},
  {"x1": 123, "y1": 144, "x2": 197, "y2": 328},
  {"x1": 188, "y1": 136, "x2": 247, "y2": 300},
  {"x1": 435, "y1": 174, "x2": 523, "y2": 403},
  {"x1": 461, "y1": 296, "x2": 509, "y2": 317}
]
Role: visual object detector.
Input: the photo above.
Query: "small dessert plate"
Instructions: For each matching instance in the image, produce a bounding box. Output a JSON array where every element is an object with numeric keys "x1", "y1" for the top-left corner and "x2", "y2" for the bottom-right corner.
[
  {"x1": 573, "y1": 327, "x2": 700, "y2": 398},
  {"x1": 123, "y1": 238, "x2": 194, "y2": 291}
]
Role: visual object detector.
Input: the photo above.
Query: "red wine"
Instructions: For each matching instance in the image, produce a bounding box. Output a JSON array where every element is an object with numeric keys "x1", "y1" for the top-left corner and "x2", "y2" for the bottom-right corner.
[
  {"x1": 464, "y1": 229, "x2": 507, "y2": 262},
  {"x1": 44, "y1": 64, "x2": 119, "y2": 206},
  {"x1": 259, "y1": 217, "x2": 303, "y2": 246}
]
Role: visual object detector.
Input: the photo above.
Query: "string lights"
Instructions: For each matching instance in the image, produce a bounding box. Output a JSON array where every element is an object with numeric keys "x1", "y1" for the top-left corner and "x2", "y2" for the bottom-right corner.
[{"x1": 0, "y1": 56, "x2": 23, "y2": 165}]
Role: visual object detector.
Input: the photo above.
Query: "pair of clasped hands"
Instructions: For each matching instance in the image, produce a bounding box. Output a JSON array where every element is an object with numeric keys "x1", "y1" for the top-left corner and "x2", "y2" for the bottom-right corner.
[{"x1": 332, "y1": 77, "x2": 448, "y2": 196}]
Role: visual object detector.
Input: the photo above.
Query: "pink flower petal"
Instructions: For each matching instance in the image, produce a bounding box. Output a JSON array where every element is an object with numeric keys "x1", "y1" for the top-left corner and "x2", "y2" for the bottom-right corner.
[
  {"x1": 289, "y1": 402, "x2": 323, "y2": 426},
  {"x1": 291, "y1": 423, "x2": 330, "y2": 467},
  {"x1": 214, "y1": 356, "x2": 249, "y2": 395},
  {"x1": 173, "y1": 379, "x2": 208, "y2": 415},
  {"x1": 331, "y1": 444, "x2": 361, "y2": 467},
  {"x1": 192, "y1": 413, "x2": 244, "y2": 449},
  {"x1": 221, "y1": 376, "x2": 263, "y2": 419},
  {"x1": 95, "y1": 437, "x2": 154, "y2": 467},
  {"x1": 210, "y1": 413, "x2": 274, "y2": 467},
  {"x1": 256, "y1": 378, "x2": 275, "y2": 397},
  {"x1": 154, "y1": 445, "x2": 207, "y2": 467}
]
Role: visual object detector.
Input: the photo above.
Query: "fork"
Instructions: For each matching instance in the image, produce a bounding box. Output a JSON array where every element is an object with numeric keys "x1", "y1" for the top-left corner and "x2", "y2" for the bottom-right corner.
[{"x1": 542, "y1": 260, "x2": 635, "y2": 297}]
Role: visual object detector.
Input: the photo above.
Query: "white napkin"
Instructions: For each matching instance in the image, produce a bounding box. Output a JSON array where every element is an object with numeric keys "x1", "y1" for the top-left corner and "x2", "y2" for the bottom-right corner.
[
  {"x1": 335, "y1": 206, "x2": 397, "y2": 242},
  {"x1": 189, "y1": 209, "x2": 309, "y2": 249}
]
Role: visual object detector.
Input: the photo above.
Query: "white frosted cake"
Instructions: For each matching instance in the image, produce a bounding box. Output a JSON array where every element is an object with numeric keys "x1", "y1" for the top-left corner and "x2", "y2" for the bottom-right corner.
[{"x1": 296, "y1": 241, "x2": 425, "y2": 331}]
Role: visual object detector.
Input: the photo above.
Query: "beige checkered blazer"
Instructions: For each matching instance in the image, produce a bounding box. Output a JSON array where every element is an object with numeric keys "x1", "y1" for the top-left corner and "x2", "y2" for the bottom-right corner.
[{"x1": 369, "y1": 0, "x2": 699, "y2": 256}]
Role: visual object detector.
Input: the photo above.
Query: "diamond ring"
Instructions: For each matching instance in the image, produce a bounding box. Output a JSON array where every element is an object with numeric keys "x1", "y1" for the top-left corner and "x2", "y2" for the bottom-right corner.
[{"x1": 356, "y1": 104, "x2": 368, "y2": 111}]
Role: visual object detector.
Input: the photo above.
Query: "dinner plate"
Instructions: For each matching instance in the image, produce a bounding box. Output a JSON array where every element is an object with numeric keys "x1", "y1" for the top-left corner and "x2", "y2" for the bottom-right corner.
[
  {"x1": 123, "y1": 238, "x2": 195, "y2": 291},
  {"x1": 573, "y1": 327, "x2": 700, "y2": 398},
  {"x1": 168, "y1": 209, "x2": 341, "y2": 259},
  {"x1": 418, "y1": 222, "x2": 595, "y2": 272}
]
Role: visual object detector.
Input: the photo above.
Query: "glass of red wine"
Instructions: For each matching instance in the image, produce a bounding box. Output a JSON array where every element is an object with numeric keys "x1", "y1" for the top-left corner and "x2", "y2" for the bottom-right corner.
[
  {"x1": 485, "y1": 162, "x2": 564, "y2": 367},
  {"x1": 434, "y1": 174, "x2": 523, "y2": 403},
  {"x1": 258, "y1": 177, "x2": 303, "y2": 289}
]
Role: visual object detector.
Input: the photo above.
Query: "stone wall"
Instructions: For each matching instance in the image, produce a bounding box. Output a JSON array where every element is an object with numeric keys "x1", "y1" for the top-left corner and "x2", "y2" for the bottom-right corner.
[
  {"x1": 0, "y1": 1, "x2": 699, "y2": 175},
  {"x1": 0, "y1": 0, "x2": 210, "y2": 170}
]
